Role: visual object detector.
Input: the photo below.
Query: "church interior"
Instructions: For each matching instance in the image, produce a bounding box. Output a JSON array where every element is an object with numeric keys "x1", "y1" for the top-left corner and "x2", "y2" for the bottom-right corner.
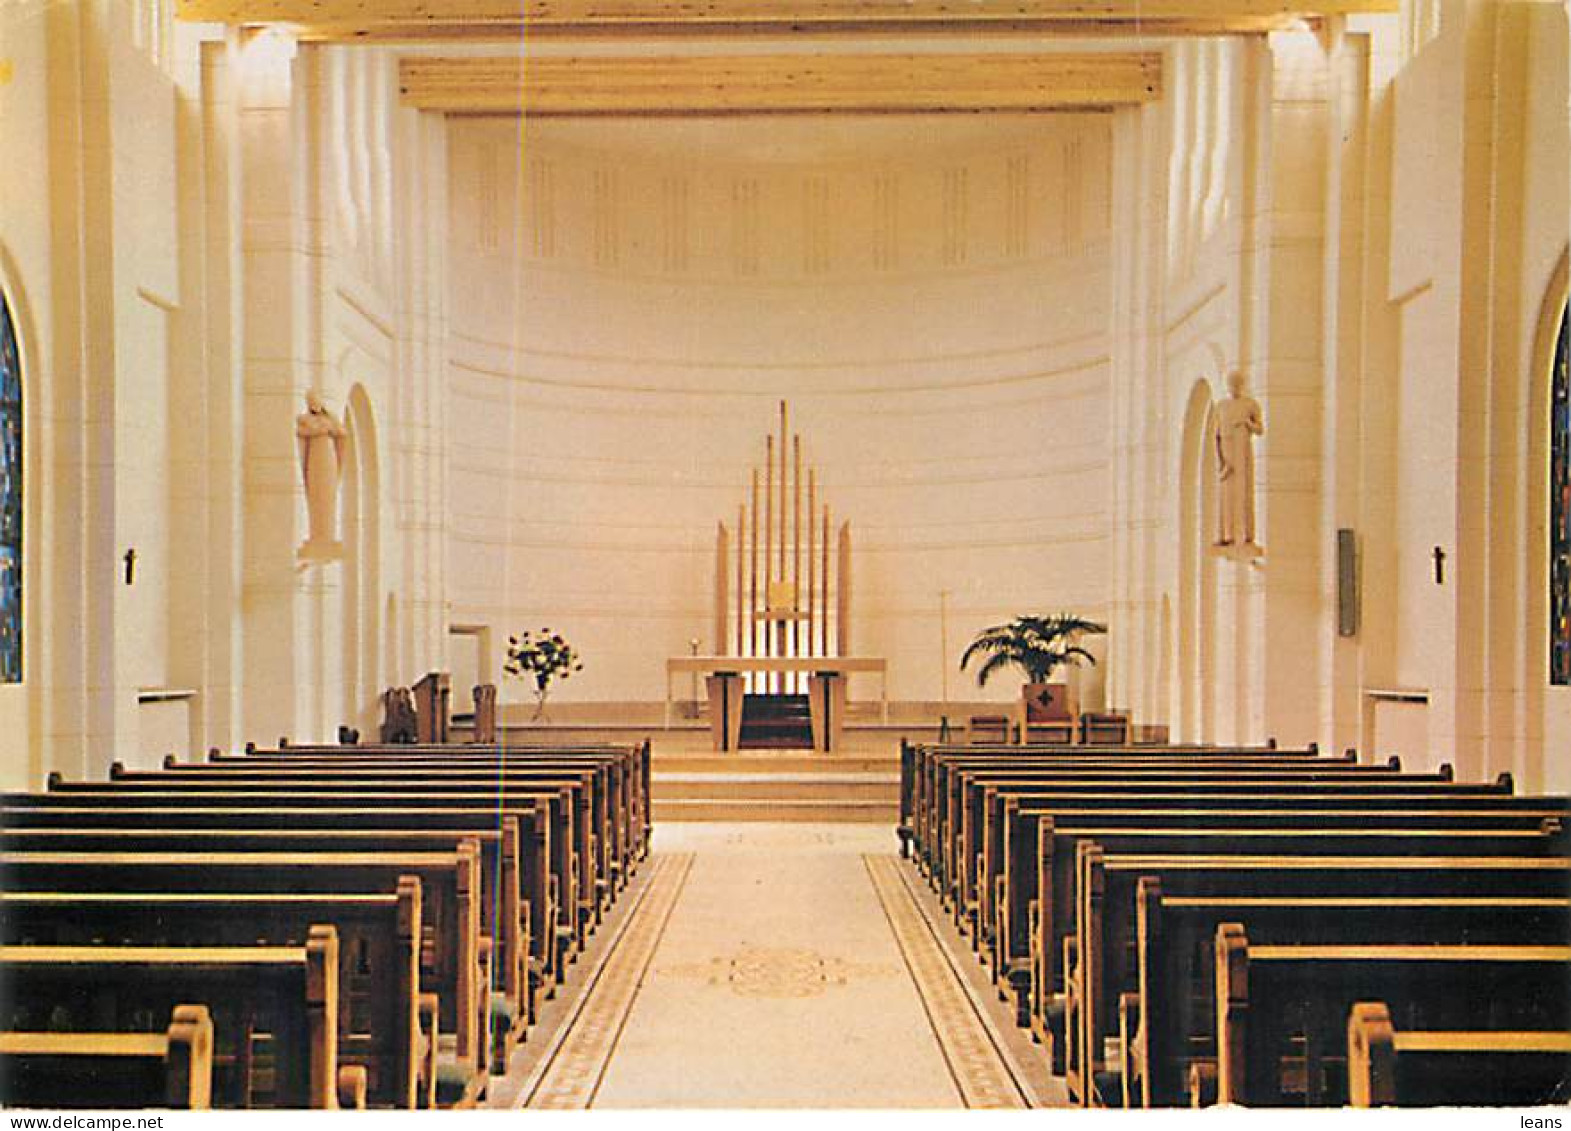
[{"x1": 0, "y1": 0, "x2": 1569, "y2": 1113}]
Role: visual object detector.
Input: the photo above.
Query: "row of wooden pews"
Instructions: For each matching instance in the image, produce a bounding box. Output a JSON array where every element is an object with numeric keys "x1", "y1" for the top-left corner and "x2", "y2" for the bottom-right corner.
[
  {"x1": 899, "y1": 740, "x2": 1571, "y2": 1108},
  {"x1": 1, "y1": 738, "x2": 652, "y2": 1110}
]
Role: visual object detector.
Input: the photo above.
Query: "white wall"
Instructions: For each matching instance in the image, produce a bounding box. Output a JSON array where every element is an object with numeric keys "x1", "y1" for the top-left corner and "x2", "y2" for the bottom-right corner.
[
  {"x1": 444, "y1": 115, "x2": 1116, "y2": 706},
  {"x1": 0, "y1": 7, "x2": 452, "y2": 787},
  {"x1": 1111, "y1": 4, "x2": 1569, "y2": 790}
]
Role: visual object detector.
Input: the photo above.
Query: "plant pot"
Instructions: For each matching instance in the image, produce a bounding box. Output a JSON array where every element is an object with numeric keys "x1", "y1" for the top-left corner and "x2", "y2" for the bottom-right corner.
[{"x1": 1023, "y1": 681, "x2": 1077, "y2": 723}]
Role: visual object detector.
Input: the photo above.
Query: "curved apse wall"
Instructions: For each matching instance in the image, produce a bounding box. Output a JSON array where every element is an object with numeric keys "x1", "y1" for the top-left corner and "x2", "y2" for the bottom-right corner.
[{"x1": 445, "y1": 115, "x2": 1114, "y2": 704}]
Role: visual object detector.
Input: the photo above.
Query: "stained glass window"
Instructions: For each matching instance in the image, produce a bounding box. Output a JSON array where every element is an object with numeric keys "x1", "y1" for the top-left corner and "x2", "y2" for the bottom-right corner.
[
  {"x1": 0, "y1": 292, "x2": 19, "y2": 683},
  {"x1": 1552, "y1": 299, "x2": 1570, "y2": 686}
]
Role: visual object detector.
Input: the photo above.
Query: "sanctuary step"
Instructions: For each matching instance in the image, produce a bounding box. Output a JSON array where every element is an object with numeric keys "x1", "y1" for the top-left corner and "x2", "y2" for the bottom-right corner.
[
  {"x1": 653, "y1": 772, "x2": 896, "y2": 802},
  {"x1": 650, "y1": 748, "x2": 899, "y2": 822},
  {"x1": 739, "y1": 694, "x2": 813, "y2": 749}
]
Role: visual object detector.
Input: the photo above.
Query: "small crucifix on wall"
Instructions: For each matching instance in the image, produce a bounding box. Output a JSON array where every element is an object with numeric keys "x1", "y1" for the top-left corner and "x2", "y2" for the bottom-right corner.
[{"x1": 1432, "y1": 545, "x2": 1446, "y2": 585}]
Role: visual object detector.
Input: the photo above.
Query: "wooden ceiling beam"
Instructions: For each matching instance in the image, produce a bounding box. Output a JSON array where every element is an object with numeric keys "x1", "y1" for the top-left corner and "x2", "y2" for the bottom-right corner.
[
  {"x1": 396, "y1": 51, "x2": 1163, "y2": 114},
  {"x1": 178, "y1": 0, "x2": 1393, "y2": 38}
]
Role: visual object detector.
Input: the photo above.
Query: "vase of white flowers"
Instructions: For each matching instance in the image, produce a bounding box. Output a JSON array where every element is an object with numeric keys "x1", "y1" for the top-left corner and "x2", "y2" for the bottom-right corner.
[{"x1": 504, "y1": 628, "x2": 584, "y2": 723}]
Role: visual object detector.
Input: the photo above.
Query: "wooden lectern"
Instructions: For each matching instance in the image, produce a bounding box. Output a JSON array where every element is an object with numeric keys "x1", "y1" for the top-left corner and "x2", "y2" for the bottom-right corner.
[{"x1": 413, "y1": 671, "x2": 451, "y2": 744}]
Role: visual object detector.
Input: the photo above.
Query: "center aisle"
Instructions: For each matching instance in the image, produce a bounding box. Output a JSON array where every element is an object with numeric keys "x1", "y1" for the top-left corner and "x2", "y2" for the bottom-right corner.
[{"x1": 518, "y1": 825, "x2": 1036, "y2": 1109}]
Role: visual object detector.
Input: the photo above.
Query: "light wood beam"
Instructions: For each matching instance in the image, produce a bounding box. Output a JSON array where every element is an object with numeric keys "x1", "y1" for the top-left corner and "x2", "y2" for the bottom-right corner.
[
  {"x1": 397, "y1": 52, "x2": 1162, "y2": 114},
  {"x1": 179, "y1": 0, "x2": 1396, "y2": 38}
]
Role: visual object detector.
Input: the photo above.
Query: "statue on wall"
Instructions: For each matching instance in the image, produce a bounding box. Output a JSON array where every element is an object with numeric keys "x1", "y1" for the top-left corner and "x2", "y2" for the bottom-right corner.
[
  {"x1": 297, "y1": 391, "x2": 347, "y2": 561},
  {"x1": 1212, "y1": 369, "x2": 1264, "y2": 559}
]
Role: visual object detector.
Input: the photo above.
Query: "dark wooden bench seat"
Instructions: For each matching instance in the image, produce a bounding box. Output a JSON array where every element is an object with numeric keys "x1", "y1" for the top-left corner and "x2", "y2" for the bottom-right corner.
[
  {"x1": 0, "y1": 888, "x2": 426, "y2": 1108},
  {"x1": 984, "y1": 793, "x2": 1569, "y2": 981},
  {"x1": 899, "y1": 740, "x2": 1320, "y2": 854},
  {"x1": 1059, "y1": 854, "x2": 1571, "y2": 1104},
  {"x1": 1, "y1": 822, "x2": 532, "y2": 1067},
  {"x1": 1131, "y1": 891, "x2": 1571, "y2": 1106},
  {"x1": 1347, "y1": 1001, "x2": 1571, "y2": 1107},
  {"x1": 89, "y1": 765, "x2": 610, "y2": 921},
  {"x1": 0, "y1": 929, "x2": 347, "y2": 1109},
  {"x1": 214, "y1": 753, "x2": 640, "y2": 893},
  {"x1": 0, "y1": 1005, "x2": 214, "y2": 1109},
  {"x1": 8, "y1": 787, "x2": 582, "y2": 981},
  {"x1": 928, "y1": 765, "x2": 1465, "y2": 898},
  {"x1": 1, "y1": 849, "x2": 486, "y2": 1107},
  {"x1": 934, "y1": 769, "x2": 1477, "y2": 929},
  {"x1": 915, "y1": 751, "x2": 1371, "y2": 874},
  {"x1": 1, "y1": 802, "x2": 559, "y2": 1010},
  {"x1": 1062, "y1": 832, "x2": 1567, "y2": 1097},
  {"x1": 66, "y1": 768, "x2": 606, "y2": 935},
  {"x1": 229, "y1": 740, "x2": 652, "y2": 871},
  {"x1": 1214, "y1": 929, "x2": 1571, "y2": 1106},
  {"x1": 987, "y1": 810, "x2": 1566, "y2": 1030},
  {"x1": 965, "y1": 777, "x2": 1557, "y2": 953}
]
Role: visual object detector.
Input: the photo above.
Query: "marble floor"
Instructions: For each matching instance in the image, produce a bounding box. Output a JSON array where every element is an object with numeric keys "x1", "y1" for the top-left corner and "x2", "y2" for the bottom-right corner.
[{"x1": 507, "y1": 824, "x2": 1055, "y2": 1109}]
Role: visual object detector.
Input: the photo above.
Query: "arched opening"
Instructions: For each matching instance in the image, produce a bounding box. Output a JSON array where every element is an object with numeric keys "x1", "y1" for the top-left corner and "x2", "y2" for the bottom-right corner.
[
  {"x1": 1550, "y1": 297, "x2": 1569, "y2": 686},
  {"x1": 0, "y1": 288, "x2": 22, "y2": 685},
  {"x1": 342, "y1": 385, "x2": 382, "y2": 732},
  {"x1": 1177, "y1": 379, "x2": 1219, "y2": 742}
]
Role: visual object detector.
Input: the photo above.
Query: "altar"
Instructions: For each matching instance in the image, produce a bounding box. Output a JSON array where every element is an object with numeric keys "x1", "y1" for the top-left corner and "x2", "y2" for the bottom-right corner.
[
  {"x1": 668, "y1": 401, "x2": 885, "y2": 753},
  {"x1": 664, "y1": 656, "x2": 889, "y2": 752}
]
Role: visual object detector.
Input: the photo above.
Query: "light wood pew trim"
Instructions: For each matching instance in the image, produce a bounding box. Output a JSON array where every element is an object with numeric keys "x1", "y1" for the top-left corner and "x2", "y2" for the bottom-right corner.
[
  {"x1": 0, "y1": 929, "x2": 338, "y2": 1108},
  {"x1": 1216, "y1": 926, "x2": 1571, "y2": 1106},
  {"x1": 0, "y1": 884, "x2": 423, "y2": 1108},
  {"x1": 0, "y1": 1005, "x2": 214, "y2": 1110}
]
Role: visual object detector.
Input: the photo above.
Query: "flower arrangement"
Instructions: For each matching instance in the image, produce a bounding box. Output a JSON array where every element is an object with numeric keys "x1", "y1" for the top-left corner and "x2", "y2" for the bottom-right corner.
[{"x1": 504, "y1": 627, "x2": 584, "y2": 722}]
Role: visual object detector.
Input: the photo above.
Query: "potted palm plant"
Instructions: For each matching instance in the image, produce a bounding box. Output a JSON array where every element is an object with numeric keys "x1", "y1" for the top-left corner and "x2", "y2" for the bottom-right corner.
[{"x1": 959, "y1": 613, "x2": 1106, "y2": 724}]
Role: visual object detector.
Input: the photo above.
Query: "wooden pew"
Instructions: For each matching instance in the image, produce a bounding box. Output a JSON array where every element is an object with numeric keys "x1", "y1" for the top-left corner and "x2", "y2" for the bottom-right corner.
[
  {"x1": 1066, "y1": 832, "x2": 1568, "y2": 1103},
  {"x1": 940, "y1": 752, "x2": 1381, "y2": 902},
  {"x1": 907, "y1": 744, "x2": 1328, "y2": 873},
  {"x1": 897, "y1": 739, "x2": 1312, "y2": 857},
  {"x1": 226, "y1": 750, "x2": 642, "y2": 892},
  {"x1": 1051, "y1": 854, "x2": 1571, "y2": 1103},
  {"x1": 1, "y1": 884, "x2": 427, "y2": 1107},
  {"x1": 986, "y1": 804, "x2": 1567, "y2": 1030},
  {"x1": 1214, "y1": 926, "x2": 1571, "y2": 1106},
  {"x1": 0, "y1": 801, "x2": 559, "y2": 1001},
  {"x1": 941, "y1": 767, "x2": 1470, "y2": 938},
  {"x1": 987, "y1": 792, "x2": 1568, "y2": 984},
  {"x1": 77, "y1": 765, "x2": 604, "y2": 937},
  {"x1": 2, "y1": 822, "x2": 531, "y2": 1070},
  {"x1": 0, "y1": 928, "x2": 348, "y2": 1109},
  {"x1": 951, "y1": 759, "x2": 1446, "y2": 935},
  {"x1": 2, "y1": 849, "x2": 487, "y2": 1107},
  {"x1": 9, "y1": 786, "x2": 579, "y2": 983},
  {"x1": 0, "y1": 1005, "x2": 214, "y2": 1110},
  {"x1": 1347, "y1": 1002, "x2": 1571, "y2": 1107},
  {"x1": 238, "y1": 739, "x2": 653, "y2": 869},
  {"x1": 931, "y1": 761, "x2": 1453, "y2": 903},
  {"x1": 1132, "y1": 889, "x2": 1571, "y2": 1107}
]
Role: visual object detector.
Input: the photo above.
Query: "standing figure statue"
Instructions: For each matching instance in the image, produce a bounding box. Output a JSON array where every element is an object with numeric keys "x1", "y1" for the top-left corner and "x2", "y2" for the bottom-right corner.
[
  {"x1": 1212, "y1": 369, "x2": 1264, "y2": 559},
  {"x1": 297, "y1": 391, "x2": 347, "y2": 561}
]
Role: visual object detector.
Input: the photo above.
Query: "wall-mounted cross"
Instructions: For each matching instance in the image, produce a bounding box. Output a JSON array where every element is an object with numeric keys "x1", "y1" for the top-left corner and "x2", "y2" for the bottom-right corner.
[{"x1": 1432, "y1": 545, "x2": 1446, "y2": 585}]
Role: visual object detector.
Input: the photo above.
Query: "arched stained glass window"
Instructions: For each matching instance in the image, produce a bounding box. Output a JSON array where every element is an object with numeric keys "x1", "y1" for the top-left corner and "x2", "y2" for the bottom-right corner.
[
  {"x1": 0, "y1": 292, "x2": 20, "y2": 683},
  {"x1": 1552, "y1": 299, "x2": 1570, "y2": 686}
]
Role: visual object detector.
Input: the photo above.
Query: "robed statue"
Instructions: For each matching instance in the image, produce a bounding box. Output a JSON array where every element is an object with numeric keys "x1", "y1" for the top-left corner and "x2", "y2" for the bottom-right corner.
[
  {"x1": 297, "y1": 391, "x2": 347, "y2": 561},
  {"x1": 1212, "y1": 369, "x2": 1264, "y2": 559}
]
